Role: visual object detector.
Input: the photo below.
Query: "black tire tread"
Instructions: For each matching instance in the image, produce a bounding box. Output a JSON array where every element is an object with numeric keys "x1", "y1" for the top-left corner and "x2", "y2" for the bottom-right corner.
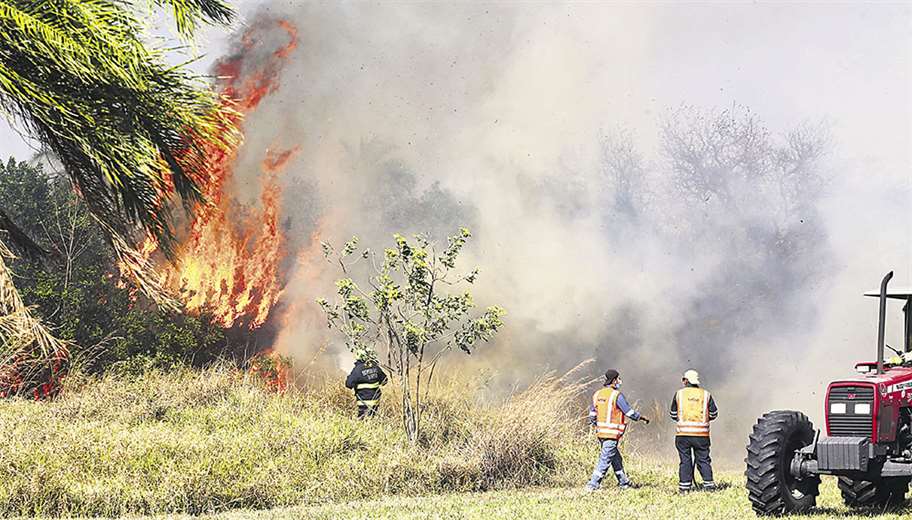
[
  {"x1": 839, "y1": 476, "x2": 910, "y2": 508},
  {"x1": 745, "y1": 410, "x2": 819, "y2": 516}
]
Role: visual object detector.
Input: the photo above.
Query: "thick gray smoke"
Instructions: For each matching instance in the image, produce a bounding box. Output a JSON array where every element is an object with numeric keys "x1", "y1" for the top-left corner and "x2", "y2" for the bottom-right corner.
[{"x1": 208, "y1": 3, "x2": 910, "y2": 459}]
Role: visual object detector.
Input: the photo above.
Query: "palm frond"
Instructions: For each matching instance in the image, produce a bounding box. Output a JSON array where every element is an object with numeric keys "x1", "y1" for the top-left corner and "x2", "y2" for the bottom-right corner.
[
  {"x1": 0, "y1": 0, "x2": 238, "y2": 302},
  {"x1": 0, "y1": 239, "x2": 69, "y2": 397},
  {"x1": 0, "y1": 0, "x2": 238, "y2": 384},
  {"x1": 96, "y1": 218, "x2": 179, "y2": 310},
  {"x1": 0, "y1": 208, "x2": 48, "y2": 259},
  {"x1": 153, "y1": 0, "x2": 234, "y2": 37}
]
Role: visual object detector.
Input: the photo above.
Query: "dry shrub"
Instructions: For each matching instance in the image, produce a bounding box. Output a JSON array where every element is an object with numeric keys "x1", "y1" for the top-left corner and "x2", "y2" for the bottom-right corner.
[{"x1": 453, "y1": 373, "x2": 590, "y2": 490}]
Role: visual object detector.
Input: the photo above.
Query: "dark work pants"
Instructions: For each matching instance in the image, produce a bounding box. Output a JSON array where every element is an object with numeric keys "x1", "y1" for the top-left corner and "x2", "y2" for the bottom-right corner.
[
  {"x1": 676, "y1": 435, "x2": 713, "y2": 489},
  {"x1": 357, "y1": 405, "x2": 378, "y2": 419}
]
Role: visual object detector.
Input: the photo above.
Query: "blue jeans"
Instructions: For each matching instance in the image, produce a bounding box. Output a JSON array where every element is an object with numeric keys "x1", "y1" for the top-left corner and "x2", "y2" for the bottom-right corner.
[{"x1": 587, "y1": 438, "x2": 630, "y2": 489}]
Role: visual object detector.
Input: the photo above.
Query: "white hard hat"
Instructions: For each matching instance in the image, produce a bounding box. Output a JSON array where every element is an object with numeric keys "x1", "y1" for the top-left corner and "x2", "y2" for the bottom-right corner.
[{"x1": 683, "y1": 369, "x2": 700, "y2": 385}]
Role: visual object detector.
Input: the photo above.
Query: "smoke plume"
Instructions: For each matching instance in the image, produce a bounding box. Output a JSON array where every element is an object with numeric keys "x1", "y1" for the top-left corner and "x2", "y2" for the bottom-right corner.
[{"x1": 199, "y1": 3, "x2": 910, "y2": 459}]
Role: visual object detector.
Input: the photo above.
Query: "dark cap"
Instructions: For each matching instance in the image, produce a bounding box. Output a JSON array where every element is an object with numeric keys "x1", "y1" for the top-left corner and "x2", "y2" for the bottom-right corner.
[{"x1": 604, "y1": 369, "x2": 619, "y2": 385}]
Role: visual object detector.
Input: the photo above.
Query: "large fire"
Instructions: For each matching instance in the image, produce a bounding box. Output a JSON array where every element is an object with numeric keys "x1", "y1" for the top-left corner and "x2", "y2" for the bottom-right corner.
[{"x1": 140, "y1": 19, "x2": 300, "y2": 330}]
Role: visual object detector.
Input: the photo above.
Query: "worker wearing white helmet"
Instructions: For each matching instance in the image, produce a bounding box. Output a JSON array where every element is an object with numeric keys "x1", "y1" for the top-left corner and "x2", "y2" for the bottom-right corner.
[{"x1": 669, "y1": 369, "x2": 718, "y2": 493}]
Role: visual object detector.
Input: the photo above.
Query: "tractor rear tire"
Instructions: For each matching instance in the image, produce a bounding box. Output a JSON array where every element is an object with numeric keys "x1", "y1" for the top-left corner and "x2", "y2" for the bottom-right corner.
[
  {"x1": 746, "y1": 411, "x2": 820, "y2": 516},
  {"x1": 839, "y1": 476, "x2": 910, "y2": 508}
]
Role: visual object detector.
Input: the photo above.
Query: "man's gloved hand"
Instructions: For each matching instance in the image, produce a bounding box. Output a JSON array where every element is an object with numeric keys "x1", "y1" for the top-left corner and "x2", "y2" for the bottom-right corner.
[{"x1": 640, "y1": 417, "x2": 650, "y2": 425}]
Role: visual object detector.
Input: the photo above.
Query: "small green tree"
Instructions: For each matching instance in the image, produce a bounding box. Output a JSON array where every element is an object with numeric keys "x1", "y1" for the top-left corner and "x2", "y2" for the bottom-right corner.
[{"x1": 318, "y1": 228, "x2": 504, "y2": 440}]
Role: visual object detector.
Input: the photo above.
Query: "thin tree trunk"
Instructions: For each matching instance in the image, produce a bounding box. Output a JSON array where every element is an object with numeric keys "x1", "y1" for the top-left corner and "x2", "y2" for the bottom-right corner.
[
  {"x1": 386, "y1": 313, "x2": 416, "y2": 441},
  {"x1": 403, "y1": 354, "x2": 415, "y2": 441}
]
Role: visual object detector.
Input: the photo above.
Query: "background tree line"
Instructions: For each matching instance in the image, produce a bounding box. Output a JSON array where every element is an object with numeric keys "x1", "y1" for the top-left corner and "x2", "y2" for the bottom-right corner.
[{"x1": 0, "y1": 157, "x2": 226, "y2": 374}]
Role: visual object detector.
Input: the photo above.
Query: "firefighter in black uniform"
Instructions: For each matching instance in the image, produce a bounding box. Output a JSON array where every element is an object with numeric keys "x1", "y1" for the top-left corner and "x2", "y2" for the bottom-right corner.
[{"x1": 345, "y1": 353, "x2": 388, "y2": 418}]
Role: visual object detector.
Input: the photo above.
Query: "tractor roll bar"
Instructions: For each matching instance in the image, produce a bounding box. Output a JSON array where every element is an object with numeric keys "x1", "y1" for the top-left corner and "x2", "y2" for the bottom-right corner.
[
  {"x1": 878, "y1": 271, "x2": 894, "y2": 375},
  {"x1": 905, "y1": 298, "x2": 911, "y2": 353}
]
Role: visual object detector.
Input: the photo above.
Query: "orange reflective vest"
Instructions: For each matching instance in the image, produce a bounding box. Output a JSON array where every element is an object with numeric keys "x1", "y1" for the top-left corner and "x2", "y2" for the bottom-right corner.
[
  {"x1": 675, "y1": 387, "x2": 711, "y2": 437},
  {"x1": 592, "y1": 387, "x2": 627, "y2": 440}
]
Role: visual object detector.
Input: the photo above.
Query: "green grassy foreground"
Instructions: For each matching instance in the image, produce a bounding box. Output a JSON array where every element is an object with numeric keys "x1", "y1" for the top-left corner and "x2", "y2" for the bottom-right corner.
[
  {"x1": 9, "y1": 367, "x2": 912, "y2": 519},
  {"x1": 129, "y1": 461, "x2": 912, "y2": 520},
  {"x1": 282, "y1": 477, "x2": 912, "y2": 520},
  {"x1": 211, "y1": 487, "x2": 912, "y2": 520},
  {"x1": 0, "y1": 366, "x2": 593, "y2": 517}
]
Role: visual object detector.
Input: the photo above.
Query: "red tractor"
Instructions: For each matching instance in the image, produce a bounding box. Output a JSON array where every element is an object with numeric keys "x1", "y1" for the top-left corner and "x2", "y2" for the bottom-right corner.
[{"x1": 746, "y1": 271, "x2": 912, "y2": 515}]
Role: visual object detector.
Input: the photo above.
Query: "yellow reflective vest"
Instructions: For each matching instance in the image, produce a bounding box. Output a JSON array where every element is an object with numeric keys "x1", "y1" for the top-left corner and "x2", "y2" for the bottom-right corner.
[
  {"x1": 675, "y1": 387, "x2": 711, "y2": 437},
  {"x1": 592, "y1": 387, "x2": 627, "y2": 440}
]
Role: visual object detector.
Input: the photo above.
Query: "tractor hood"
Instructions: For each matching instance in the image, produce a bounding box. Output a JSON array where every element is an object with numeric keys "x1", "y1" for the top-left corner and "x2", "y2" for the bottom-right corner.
[
  {"x1": 834, "y1": 365, "x2": 912, "y2": 394},
  {"x1": 827, "y1": 364, "x2": 912, "y2": 443}
]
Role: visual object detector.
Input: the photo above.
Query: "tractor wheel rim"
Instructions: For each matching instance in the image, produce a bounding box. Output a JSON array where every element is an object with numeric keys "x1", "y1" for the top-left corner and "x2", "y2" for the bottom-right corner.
[{"x1": 784, "y1": 437, "x2": 808, "y2": 500}]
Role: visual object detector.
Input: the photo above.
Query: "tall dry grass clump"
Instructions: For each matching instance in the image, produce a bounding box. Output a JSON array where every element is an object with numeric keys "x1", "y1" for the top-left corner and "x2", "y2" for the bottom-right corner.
[
  {"x1": 0, "y1": 364, "x2": 597, "y2": 517},
  {"x1": 452, "y1": 373, "x2": 592, "y2": 489}
]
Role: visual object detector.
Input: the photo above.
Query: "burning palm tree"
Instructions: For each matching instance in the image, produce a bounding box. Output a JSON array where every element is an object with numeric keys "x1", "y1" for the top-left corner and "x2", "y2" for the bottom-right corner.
[{"x1": 0, "y1": 0, "x2": 237, "y2": 395}]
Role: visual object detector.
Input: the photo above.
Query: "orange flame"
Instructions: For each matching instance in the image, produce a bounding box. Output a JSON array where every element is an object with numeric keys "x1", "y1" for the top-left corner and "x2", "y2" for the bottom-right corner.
[
  {"x1": 248, "y1": 349, "x2": 291, "y2": 392},
  {"x1": 140, "y1": 19, "x2": 301, "y2": 330},
  {"x1": 274, "y1": 20, "x2": 299, "y2": 59}
]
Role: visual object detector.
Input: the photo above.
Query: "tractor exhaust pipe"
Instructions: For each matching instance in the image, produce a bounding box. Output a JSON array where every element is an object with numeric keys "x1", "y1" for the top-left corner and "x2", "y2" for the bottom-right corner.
[{"x1": 877, "y1": 271, "x2": 894, "y2": 375}]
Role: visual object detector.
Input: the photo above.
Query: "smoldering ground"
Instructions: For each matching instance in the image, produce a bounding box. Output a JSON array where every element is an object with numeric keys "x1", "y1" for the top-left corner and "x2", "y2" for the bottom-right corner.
[{"x1": 205, "y1": 3, "x2": 910, "y2": 460}]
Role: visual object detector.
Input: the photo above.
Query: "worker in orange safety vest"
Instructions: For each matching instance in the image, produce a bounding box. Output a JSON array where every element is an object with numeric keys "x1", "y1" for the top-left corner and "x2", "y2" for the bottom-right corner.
[
  {"x1": 585, "y1": 368, "x2": 650, "y2": 491},
  {"x1": 669, "y1": 369, "x2": 718, "y2": 492}
]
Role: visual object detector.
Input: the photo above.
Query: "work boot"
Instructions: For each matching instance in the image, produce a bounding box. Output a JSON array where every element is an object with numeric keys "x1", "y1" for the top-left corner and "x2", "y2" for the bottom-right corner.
[
  {"x1": 619, "y1": 481, "x2": 639, "y2": 490},
  {"x1": 702, "y1": 481, "x2": 717, "y2": 492}
]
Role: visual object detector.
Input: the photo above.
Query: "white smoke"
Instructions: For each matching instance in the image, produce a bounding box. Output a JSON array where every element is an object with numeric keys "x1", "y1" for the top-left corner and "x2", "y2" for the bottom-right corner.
[{"x1": 204, "y1": 2, "x2": 910, "y2": 459}]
